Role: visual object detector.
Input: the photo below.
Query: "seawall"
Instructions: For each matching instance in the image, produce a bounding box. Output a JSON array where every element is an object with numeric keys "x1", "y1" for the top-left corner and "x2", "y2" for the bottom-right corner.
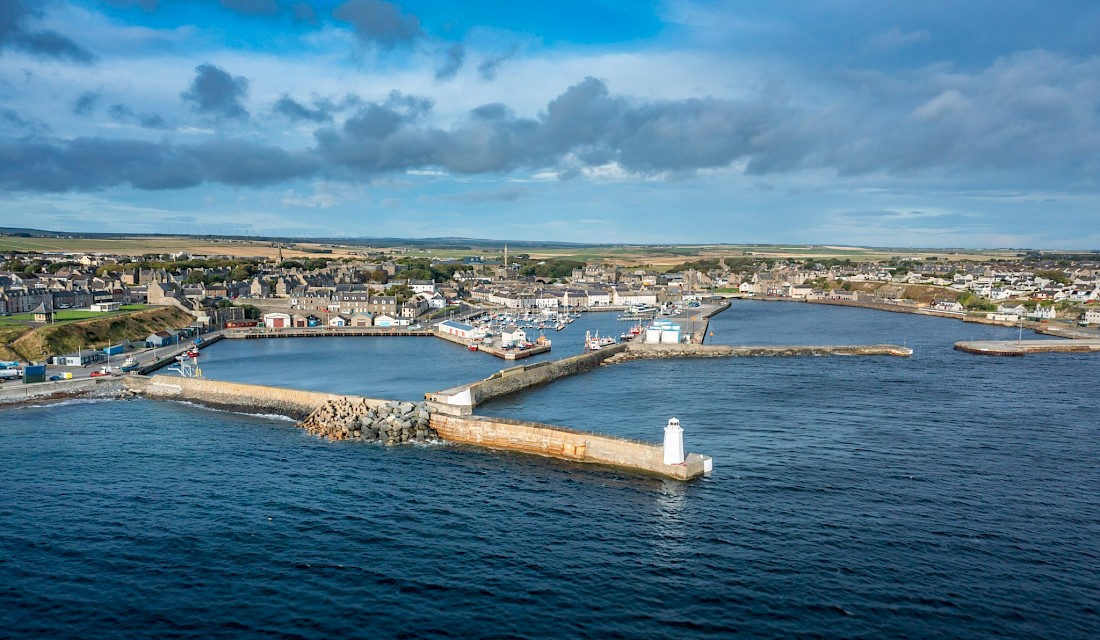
[
  {"x1": 430, "y1": 413, "x2": 711, "y2": 480},
  {"x1": 607, "y1": 343, "x2": 913, "y2": 362},
  {"x1": 954, "y1": 339, "x2": 1100, "y2": 356},
  {"x1": 427, "y1": 343, "x2": 628, "y2": 409},
  {"x1": 124, "y1": 375, "x2": 389, "y2": 420},
  {"x1": 0, "y1": 376, "x2": 125, "y2": 406}
]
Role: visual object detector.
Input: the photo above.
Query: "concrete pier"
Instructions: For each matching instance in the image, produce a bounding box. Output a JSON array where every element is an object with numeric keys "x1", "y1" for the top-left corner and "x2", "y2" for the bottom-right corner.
[
  {"x1": 607, "y1": 343, "x2": 913, "y2": 362},
  {"x1": 430, "y1": 413, "x2": 711, "y2": 480},
  {"x1": 954, "y1": 339, "x2": 1100, "y2": 356}
]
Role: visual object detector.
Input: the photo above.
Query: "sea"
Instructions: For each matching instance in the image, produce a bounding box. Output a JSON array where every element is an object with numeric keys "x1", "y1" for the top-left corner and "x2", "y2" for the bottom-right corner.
[{"x1": 1, "y1": 300, "x2": 1097, "y2": 639}]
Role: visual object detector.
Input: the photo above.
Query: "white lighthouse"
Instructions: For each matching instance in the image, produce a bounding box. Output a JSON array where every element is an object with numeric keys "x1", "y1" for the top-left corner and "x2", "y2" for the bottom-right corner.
[{"x1": 663, "y1": 417, "x2": 685, "y2": 465}]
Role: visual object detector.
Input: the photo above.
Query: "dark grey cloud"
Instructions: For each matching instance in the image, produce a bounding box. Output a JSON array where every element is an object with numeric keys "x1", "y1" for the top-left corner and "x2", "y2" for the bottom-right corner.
[
  {"x1": 5, "y1": 54, "x2": 1099, "y2": 195},
  {"x1": 332, "y1": 0, "x2": 422, "y2": 48},
  {"x1": 217, "y1": 0, "x2": 280, "y2": 17},
  {"x1": 434, "y1": 43, "x2": 465, "y2": 81},
  {"x1": 107, "y1": 103, "x2": 169, "y2": 129},
  {"x1": 0, "y1": 0, "x2": 96, "y2": 63},
  {"x1": 291, "y1": 2, "x2": 318, "y2": 24},
  {"x1": 102, "y1": 0, "x2": 159, "y2": 10},
  {"x1": 0, "y1": 137, "x2": 317, "y2": 191},
  {"x1": 273, "y1": 95, "x2": 332, "y2": 123},
  {"x1": 72, "y1": 91, "x2": 101, "y2": 116},
  {"x1": 181, "y1": 63, "x2": 250, "y2": 119},
  {"x1": 477, "y1": 47, "x2": 517, "y2": 81}
]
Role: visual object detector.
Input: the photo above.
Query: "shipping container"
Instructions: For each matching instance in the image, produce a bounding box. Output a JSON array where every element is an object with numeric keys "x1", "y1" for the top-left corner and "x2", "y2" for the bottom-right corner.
[
  {"x1": 103, "y1": 344, "x2": 125, "y2": 356},
  {"x1": 23, "y1": 365, "x2": 46, "y2": 384}
]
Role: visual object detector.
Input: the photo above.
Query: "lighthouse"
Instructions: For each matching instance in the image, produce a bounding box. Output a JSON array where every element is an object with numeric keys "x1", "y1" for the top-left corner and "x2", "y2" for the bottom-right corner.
[{"x1": 663, "y1": 418, "x2": 685, "y2": 465}]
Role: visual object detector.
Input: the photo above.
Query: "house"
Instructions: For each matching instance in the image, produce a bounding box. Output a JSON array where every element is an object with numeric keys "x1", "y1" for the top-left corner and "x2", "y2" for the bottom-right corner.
[
  {"x1": 501, "y1": 325, "x2": 526, "y2": 347},
  {"x1": 328, "y1": 314, "x2": 350, "y2": 327},
  {"x1": 1084, "y1": 309, "x2": 1100, "y2": 325},
  {"x1": 373, "y1": 314, "x2": 399, "y2": 328},
  {"x1": 145, "y1": 331, "x2": 175, "y2": 348},
  {"x1": 1028, "y1": 305, "x2": 1056, "y2": 320},
  {"x1": 995, "y1": 304, "x2": 1026, "y2": 317},
  {"x1": 53, "y1": 351, "x2": 105, "y2": 366},
  {"x1": 262, "y1": 312, "x2": 292, "y2": 328},
  {"x1": 90, "y1": 302, "x2": 120, "y2": 313},
  {"x1": 438, "y1": 319, "x2": 474, "y2": 339},
  {"x1": 31, "y1": 302, "x2": 54, "y2": 323},
  {"x1": 930, "y1": 299, "x2": 964, "y2": 312}
]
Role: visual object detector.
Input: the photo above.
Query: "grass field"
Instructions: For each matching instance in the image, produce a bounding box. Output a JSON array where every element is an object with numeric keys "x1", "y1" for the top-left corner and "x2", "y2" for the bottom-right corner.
[
  {"x1": 0, "y1": 305, "x2": 147, "y2": 327},
  {"x1": 1, "y1": 235, "x2": 1026, "y2": 266}
]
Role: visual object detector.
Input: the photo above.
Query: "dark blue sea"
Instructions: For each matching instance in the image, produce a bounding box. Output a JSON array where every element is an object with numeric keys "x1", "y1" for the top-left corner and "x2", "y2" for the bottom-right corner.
[{"x1": 2, "y1": 301, "x2": 1097, "y2": 639}]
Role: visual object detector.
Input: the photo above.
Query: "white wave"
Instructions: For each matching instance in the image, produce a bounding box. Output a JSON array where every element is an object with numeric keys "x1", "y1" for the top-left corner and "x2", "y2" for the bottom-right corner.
[{"x1": 170, "y1": 399, "x2": 297, "y2": 422}]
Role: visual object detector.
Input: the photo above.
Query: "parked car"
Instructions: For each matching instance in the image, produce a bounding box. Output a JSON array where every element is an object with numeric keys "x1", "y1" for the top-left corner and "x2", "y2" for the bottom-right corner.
[{"x1": 48, "y1": 375, "x2": 62, "y2": 381}]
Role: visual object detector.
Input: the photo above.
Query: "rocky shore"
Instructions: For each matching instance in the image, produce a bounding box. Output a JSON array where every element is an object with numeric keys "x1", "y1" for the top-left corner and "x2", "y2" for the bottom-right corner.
[{"x1": 298, "y1": 398, "x2": 437, "y2": 444}]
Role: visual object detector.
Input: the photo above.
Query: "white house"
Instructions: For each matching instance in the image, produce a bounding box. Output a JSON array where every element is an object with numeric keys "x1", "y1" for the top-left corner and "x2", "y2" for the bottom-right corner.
[
  {"x1": 408, "y1": 280, "x2": 437, "y2": 294},
  {"x1": 1028, "y1": 305, "x2": 1056, "y2": 320},
  {"x1": 1084, "y1": 309, "x2": 1100, "y2": 325},
  {"x1": 612, "y1": 287, "x2": 658, "y2": 306},
  {"x1": 262, "y1": 312, "x2": 291, "y2": 328},
  {"x1": 501, "y1": 325, "x2": 526, "y2": 347},
  {"x1": 328, "y1": 314, "x2": 349, "y2": 327},
  {"x1": 373, "y1": 314, "x2": 400, "y2": 328},
  {"x1": 438, "y1": 319, "x2": 474, "y2": 339}
]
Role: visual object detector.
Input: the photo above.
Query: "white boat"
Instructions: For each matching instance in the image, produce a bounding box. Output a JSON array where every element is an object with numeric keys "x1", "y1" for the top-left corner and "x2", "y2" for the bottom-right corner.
[{"x1": 585, "y1": 330, "x2": 618, "y2": 351}]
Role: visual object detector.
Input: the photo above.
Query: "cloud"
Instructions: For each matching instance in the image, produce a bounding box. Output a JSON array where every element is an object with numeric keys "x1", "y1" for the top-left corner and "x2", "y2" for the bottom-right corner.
[
  {"x1": 434, "y1": 43, "x2": 465, "y2": 81},
  {"x1": 863, "y1": 28, "x2": 930, "y2": 54},
  {"x1": 332, "y1": 0, "x2": 422, "y2": 48},
  {"x1": 291, "y1": 2, "x2": 318, "y2": 24},
  {"x1": 102, "y1": 0, "x2": 159, "y2": 10},
  {"x1": 273, "y1": 95, "x2": 332, "y2": 123},
  {"x1": 107, "y1": 103, "x2": 169, "y2": 129},
  {"x1": 0, "y1": 0, "x2": 96, "y2": 63},
  {"x1": 217, "y1": 0, "x2": 280, "y2": 17},
  {"x1": 477, "y1": 47, "x2": 517, "y2": 81},
  {"x1": 5, "y1": 51, "x2": 1100, "y2": 197},
  {"x1": 181, "y1": 63, "x2": 250, "y2": 119},
  {"x1": 72, "y1": 91, "x2": 101, "y2": 116},
  {"x1": 0, "y1": 137, "x2": 317, "y2": 191}
]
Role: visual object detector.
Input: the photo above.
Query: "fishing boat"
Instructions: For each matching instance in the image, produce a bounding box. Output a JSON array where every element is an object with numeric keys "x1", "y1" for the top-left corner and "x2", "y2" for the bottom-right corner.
[
  {"x1": 585, "y1": 330, "x2": 618, "y2": 351},
  {"x1": 468, "y1": 343, "x2": 479, "y2": 351}
]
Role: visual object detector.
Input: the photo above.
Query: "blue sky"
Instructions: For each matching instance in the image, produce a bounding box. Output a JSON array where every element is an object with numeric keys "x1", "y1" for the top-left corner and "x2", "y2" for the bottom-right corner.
[{"x1": 1, "y1": 0, "x2": 1098, "y2": 247}]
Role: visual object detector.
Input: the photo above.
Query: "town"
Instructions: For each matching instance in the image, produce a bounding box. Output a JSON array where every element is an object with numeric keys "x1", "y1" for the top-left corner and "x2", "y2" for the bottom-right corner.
[{"x1": 2, "y1": 241, "x2": 1100, "y2": 373}]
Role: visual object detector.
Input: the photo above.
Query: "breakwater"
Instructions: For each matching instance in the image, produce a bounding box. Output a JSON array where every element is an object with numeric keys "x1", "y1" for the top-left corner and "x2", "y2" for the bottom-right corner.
[
  {"x1": 954, "y1": 338, "x2": 1100, "y2": 356},
  {"x1": 108, "y1": 375, "x2": 706, "y2": 480},
  {"x1": 225, "y1": 328, "x2": 434, "y2": 339},
  {"x1": 427, "y1": 343, "x2": 629, "y2": 409},
  {"x1": 606, "y1": 342, "x2": 913, "y2": 362},
  {"x1": 298, "y1": 398, "x2": 437, "y2": 443},
  {"x1": 123, "y1": 375, "x2": 385, "y2": 420},
  {"x1": 0, "y1": 376, "x2": 124, "y2": 405},
  {"x1": 430, "y1": 413, "x2": 710, "y2": 480}
]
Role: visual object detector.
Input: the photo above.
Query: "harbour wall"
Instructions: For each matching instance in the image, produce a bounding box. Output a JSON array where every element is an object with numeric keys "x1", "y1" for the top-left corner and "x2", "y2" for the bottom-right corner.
[
  {"x1": 0, "y1": 376, "x2": 124, "y2": 405},
  {"x1": 111, "y1": 375, "x2": 709, "y2": 481},
  {"x1": 954, "y1": 339, "x2": 1100, "y2": 356},
  {"x1": 427, "y1": 343, "x2": 629, "y2": 409},
  {"x1": 123, "y1": 375, "x2": 388, "y2": 420},
  {"x1": 430, "y1": 413, "x2": 711, "y2": 480},
  {"x1": 607, "y1": 343, "x2": 913, "y2": 362}
]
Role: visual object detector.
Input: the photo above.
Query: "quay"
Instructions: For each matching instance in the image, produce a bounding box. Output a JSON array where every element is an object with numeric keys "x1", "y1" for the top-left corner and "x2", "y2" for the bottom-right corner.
[
  {"x1": 225, "y1": 327, "x2": 434, "y2": 338},
  {"x1": 608, "y1": 343, "x2": 913, "y2": 361},
  {"x1": 434, "y1": 326, "x2": 552, "y2": 360},
  {"x1": 954, "y1": 339, "x2": 1100, "y2": 356}
]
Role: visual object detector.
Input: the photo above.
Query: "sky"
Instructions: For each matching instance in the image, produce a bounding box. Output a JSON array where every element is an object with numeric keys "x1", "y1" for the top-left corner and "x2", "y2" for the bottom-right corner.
[{"x1": 1, "y1": 0, "x2": 1098, "y2": 248}]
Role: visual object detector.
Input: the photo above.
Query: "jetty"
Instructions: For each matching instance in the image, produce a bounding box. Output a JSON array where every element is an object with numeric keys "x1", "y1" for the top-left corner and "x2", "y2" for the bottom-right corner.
[{"x1": 954, "y1": 339, "x2": 1100, "y2": 356}]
